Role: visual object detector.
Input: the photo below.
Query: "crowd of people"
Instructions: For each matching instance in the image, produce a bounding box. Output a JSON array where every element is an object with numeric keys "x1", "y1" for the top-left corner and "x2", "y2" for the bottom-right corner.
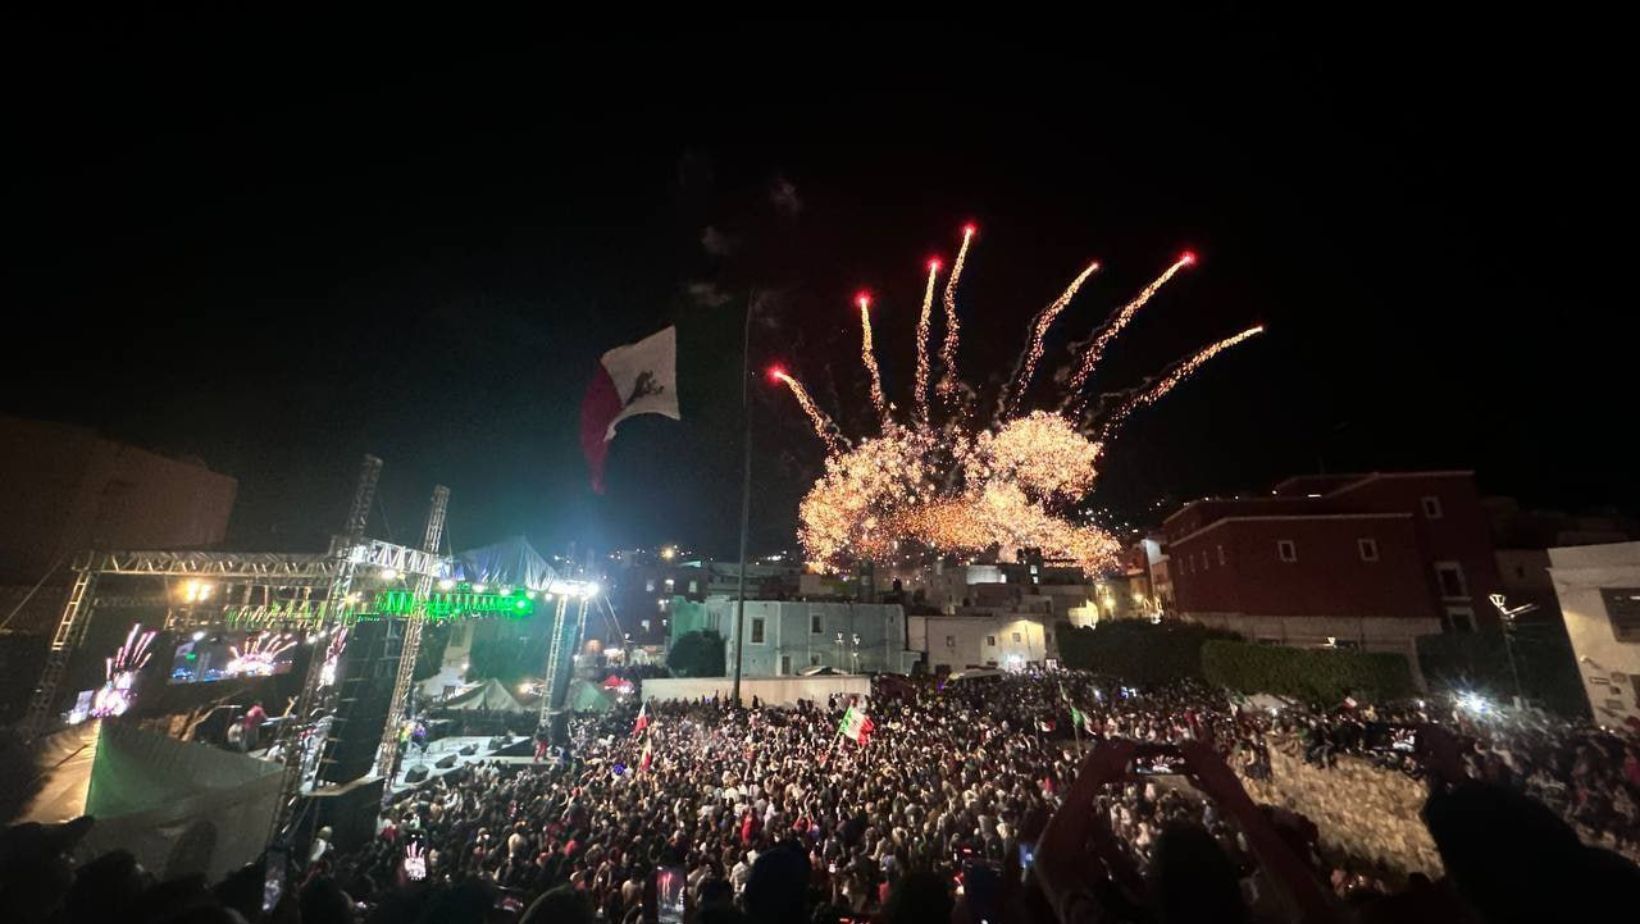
[{"x1": 5, "y1": 671, "x2": 1638, "y2": 922}]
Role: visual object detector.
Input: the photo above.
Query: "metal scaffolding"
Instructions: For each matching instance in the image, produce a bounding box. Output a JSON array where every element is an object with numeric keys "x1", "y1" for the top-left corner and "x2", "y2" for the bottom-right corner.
[
  {"x1": 372, "y1": 486, "x2": 448, "y2": 784},
  {"x1": 21, "y1": 451, "x2": 604, "y2": 850}
]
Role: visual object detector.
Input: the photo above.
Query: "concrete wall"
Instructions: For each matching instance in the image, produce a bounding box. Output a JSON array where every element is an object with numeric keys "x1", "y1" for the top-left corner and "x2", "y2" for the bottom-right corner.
[
  {"x1": 1549, "y1": 542, "x2": 1640, "y2": 725},
  {"x1": 642, "y1": 674, "x2": 870, "y2": 707}
]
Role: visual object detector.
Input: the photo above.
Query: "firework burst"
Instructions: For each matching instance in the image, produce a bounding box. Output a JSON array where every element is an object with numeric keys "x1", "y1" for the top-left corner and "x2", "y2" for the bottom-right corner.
[
  {"x1": 92, "y1": 623, "x2": 158, "y2": 718},
  {"x1": 226, "y1": 631, "x2": 298, "y2": 678},
  {"x1": 780, "y1": 225, "x2": 1262, "y2": 573}
]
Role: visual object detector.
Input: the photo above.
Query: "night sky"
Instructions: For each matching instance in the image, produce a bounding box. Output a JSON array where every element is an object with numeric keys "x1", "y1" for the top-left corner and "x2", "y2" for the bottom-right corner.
[{"x1": 6, "y1": 14, "x2": 1631, "y2": 560}]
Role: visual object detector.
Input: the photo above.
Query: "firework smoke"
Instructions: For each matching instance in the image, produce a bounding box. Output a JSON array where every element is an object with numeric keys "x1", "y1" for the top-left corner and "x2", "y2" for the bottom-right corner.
[
  {"x1": 1062, "y1": 253, "x2": 1195, "y2": 410},
  {"x1": 914, "y1": 260, "x2": 940, "y2": 424},
  {"x1": 1096, "y1": 325, "x2": 1266, "y2": 435},
  {"x1": 936, "y1": 225, "x2": 976, "y2": 399},
  {"x1": 773, "y1": 369, "x2": 848, "y2": 454},
  {"x1": 857, "y1": 294, "x2": 891, "y2": 428},
  {"x1": 780, "y1": 227, "x2": 1258, "y2": 573},
  {"x1": 1001, "y1": 260, "x2": 1101, "y2": 418}
]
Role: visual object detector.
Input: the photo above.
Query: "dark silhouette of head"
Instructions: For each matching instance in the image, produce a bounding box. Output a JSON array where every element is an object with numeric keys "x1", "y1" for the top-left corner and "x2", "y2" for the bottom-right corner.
[{"x1": 1148, "y1": 823, "x2": 1247, "y2": 924}]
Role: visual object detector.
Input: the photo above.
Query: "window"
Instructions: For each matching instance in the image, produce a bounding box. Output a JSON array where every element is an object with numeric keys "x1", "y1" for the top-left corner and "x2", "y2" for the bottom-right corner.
[
  {"x1": 1434, "y1": 562, "x2": 1468, "y2": 599},
  {"x1": 811, "y1": 614, "x2": 823, "y2": 635},
  {"x1": 1277, "y1": 540, "x2": 1297, "y2": 563},
  {"x1": 945, "y1": 635, "x2": 956, "y2": 649},
  {"x1": 1442, "y1": 607, "x2": 1475, "y2": 633},
  {"x1": 1011, "y1": 632, "x2": 1023, "y2": 643},
  {"x1": 1421, "y1": 496, "x2": 1444, "y2": 519},
  {"x1": 641, "y1": 619, "x2": 651, "y2": 632},
  {"x1": 1602, "y1": 588, "x2": 1640, "y2": 642},
  {"x1": 780, "y1": 655, "x2": 792, "y2": 675},
  {"x1": 1217, "y1": 545, "x2": 1226, "y2": 566},
  {"x1": 645, "y1": 579, "x2": 656, "y2": 593},
  {"x1": 750, "y1": 617, "x2": 765, "y2": 644},
  {"x1": 1358, "y1": 538, "x2": 1379, "y2": 562},
  {"x1": 664, "y1": 578, "x2": 675, "y2": 591},
  {"x1": 1202, "y1": 551, "x2": 1210, "y2": 571},
  {"x1": 688, "y1": 580, "x2": 698, "y2": 594},
  {"x1": 811, "y1": 653, "x2": 823, "y2": 666},
  {"x1": 1514, "y1": 565, "x2": 1526, "y2": 580},
  {"x1": 986, "y1": 635, "x2": 997, "y2": 647}
]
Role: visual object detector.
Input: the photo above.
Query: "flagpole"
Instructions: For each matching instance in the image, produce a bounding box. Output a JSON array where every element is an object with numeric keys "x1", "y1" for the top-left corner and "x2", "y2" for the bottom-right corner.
[{"x1": 731, "y1": 290, "x2": 758, "y2": 707}]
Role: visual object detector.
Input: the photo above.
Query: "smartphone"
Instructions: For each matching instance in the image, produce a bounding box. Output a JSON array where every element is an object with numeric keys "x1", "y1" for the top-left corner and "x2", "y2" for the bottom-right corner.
[
  {"x1": 262, "y1": 848, "x2": 286, "y2": 913},
  {"x1": 1017, "y1": 842, "x2": 1035, "y2": 883},
  {"x1": 403, "y1": 843, "x2": 427, "y2": 881},
  {"x1": 654, "y1": 865, "x2": 686, "y2": 924},
  {"x1": 1132, "y1": 743, "x2": 1187, "y2": 775}
]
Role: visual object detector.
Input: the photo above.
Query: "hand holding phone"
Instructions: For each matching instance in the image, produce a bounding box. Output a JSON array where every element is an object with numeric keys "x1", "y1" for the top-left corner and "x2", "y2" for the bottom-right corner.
[
  {"x1": 404, "y1": 842, "x2": 427, "y2": 881},
  {"x1": 1130, "y1": 743, "x2": 1187, "y2": 776},
  {"x1": 653, "y1": 865, "x2": 686, "y2": 924},
  {"x1": 262, "y1": 848, "x2": 287, "y2": 913}
]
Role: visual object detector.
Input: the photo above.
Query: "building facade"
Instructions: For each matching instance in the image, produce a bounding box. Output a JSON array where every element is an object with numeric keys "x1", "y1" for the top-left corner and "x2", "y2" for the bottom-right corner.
[
  {"x1": 1162, "y1": 472, "x2": 1502, "y2": 669},
  {"x1": 0, "y1": 416, "x2": 237, "y2": 633},
  {"x1": 1548, "y1": 542, "x2": 1640, "y2": 726},
  {"x1": 669, "y1": 598, "x2": 919, "y2": 676},
  {"x1": 907, "y1": 614, "x2": 1056, "y2": 673}
]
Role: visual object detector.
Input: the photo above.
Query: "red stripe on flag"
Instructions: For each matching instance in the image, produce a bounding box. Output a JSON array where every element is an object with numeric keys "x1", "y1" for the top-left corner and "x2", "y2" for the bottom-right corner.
[{"x1": 580, "y1": 364, "x2": 623, "y2": 493}]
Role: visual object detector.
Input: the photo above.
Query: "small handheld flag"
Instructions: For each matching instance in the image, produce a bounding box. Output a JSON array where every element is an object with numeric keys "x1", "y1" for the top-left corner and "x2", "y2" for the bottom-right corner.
[{"x1": 838, "y1": 706, "x2": 875, "y2": 745}]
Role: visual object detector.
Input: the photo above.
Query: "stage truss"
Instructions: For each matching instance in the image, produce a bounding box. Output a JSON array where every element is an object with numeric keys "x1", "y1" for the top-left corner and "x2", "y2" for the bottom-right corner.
[{"x1": 21, "y1": 454, "x2": 599, "y2": 849}]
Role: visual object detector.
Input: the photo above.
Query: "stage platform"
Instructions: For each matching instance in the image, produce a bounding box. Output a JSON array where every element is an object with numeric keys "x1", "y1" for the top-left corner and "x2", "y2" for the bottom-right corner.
[{"x1": 389, "y1": 735, "x2": 546, "y2": 792}]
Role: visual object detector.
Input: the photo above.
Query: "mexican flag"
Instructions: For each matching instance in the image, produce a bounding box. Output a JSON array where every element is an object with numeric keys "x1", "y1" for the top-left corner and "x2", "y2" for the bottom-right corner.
[
  {"x1": 580, "y1": 327, "x2": 680, "y2": 493},
  {"x1": 638, "y1": 737, "x2": 653, "y2": 773},
  {"x1": 632, "y1": 702, "x2": 649, "y2": 737},
  {"x1": 838, "y1": 706, "x2": 875, "y2": 745}
]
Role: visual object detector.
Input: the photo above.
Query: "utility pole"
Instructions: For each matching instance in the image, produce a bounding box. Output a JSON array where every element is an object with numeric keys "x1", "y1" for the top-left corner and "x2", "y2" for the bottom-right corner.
[
  {"x1": 1489, "y1": 593, "x2": 1536, "y2": 708},
  {"x1": 731, "y1": 291, "x2": 759, "y2": 705}
]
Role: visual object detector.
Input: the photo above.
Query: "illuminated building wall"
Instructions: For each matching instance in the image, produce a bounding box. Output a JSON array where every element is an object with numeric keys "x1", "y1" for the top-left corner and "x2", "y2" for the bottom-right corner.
[{"x1": 1549, "y1": 542, "x2": 1640, "y2": 725}]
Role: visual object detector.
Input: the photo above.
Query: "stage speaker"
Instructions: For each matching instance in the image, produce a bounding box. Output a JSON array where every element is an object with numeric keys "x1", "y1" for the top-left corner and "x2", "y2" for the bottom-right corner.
[
  {"x1": 316, "y1": 619, "x2": 404, "y2": 786},
  {"x1": 435, "y1": 754, "x2": 457, "y2": 769},
  {"x1": 459, "y1": 744, "x2": 478, "y2": 756},
  {"x1": 403, "y1": 766, "x2": 429, "y2": 784},
  {"x1": 305, "y1": 776, "x2": 384, "y2": 853}
]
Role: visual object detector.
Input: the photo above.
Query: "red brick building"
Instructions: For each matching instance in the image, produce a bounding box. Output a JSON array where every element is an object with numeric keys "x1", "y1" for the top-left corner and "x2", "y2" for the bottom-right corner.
[{"x1": 1161, "y1": 472, "x2": 1503, "y2": 668}]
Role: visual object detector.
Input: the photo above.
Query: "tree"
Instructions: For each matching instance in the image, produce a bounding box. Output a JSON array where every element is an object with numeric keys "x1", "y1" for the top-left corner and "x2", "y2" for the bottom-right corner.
[
  {"x1": 1054, "y1": 619, "x2": 1239, "y2": 683},
  {"x1": 668, "y1": 630, "x2": 726, "y2": 678}
]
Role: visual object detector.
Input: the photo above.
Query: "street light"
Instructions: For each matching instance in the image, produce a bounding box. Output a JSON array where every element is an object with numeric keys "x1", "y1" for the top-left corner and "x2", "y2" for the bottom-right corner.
[{"x1": 1489, "y1": 593, "x2": 1537, "y2": 708}]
